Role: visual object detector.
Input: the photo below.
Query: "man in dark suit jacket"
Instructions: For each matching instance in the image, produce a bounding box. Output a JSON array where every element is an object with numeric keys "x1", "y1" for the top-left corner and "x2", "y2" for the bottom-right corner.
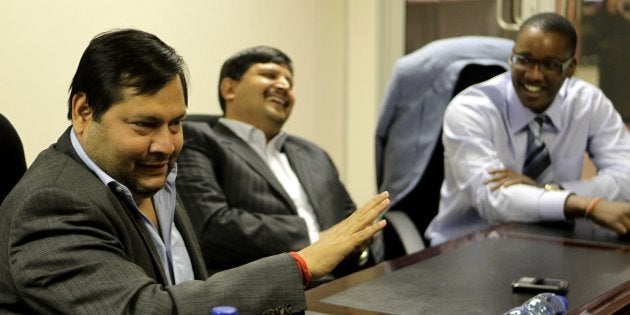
[
  {"x1": 177, "y1": 46, "x2": 383, "y2": 276},
  {"x1": 0, "y1": 29, "x2": 389, "y2": 314}
]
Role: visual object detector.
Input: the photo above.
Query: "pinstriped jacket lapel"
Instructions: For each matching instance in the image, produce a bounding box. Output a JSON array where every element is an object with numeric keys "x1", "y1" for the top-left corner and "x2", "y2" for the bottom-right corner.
[
  {"x1": 56, "y1": 128, "x2": 172, "y2": 285},
  {"x1": 283, "y1": 142, "x2": 328, "y2": 224},
  {"x1": 125, "y1": 209, "x2": 171, "y2": 284},
  {"x1": 213, "y1": 123, "x2": 296, "y2": 213}
]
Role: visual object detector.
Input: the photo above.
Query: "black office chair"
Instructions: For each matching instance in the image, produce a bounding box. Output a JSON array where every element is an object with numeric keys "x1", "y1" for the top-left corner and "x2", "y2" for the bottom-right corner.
[
  {"x1": 387, "y1": 64, "x2": 507, "y2": 253},
  {"x1": 376, "y1": 36, "x2": 513, "y2": 259},
  {"x1": 0, "y1": 114, "x2": 27, "y2": 204}
]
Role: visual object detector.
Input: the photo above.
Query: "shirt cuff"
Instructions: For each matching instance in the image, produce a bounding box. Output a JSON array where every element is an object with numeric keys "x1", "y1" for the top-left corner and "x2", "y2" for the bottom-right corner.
[{"x1": 538, "y1": 190, "x2": 573, "y2": 221}]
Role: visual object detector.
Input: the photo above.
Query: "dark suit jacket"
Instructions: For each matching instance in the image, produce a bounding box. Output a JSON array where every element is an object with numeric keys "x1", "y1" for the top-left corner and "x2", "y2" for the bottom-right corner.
[
  {"x1": 0, "y1": 128, "x2": 305, "y2": 314},
  {"x1": 177, "y1": 120, "x2": 379, "y2": 274}
]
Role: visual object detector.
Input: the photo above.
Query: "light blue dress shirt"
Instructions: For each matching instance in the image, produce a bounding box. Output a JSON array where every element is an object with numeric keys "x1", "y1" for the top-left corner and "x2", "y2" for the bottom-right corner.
[
  {"x1": 70, "y1": 130, "x2": 194, "y2": 285},
  {"x1": 426, "y1": 72, "x2": 630, "y2": 245}
]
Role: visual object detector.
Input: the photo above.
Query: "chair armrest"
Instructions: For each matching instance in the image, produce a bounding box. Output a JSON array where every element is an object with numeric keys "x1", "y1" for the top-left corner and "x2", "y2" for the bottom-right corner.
[{"x1": 383, "y1": 210, "x2": 425, "y2": 255}]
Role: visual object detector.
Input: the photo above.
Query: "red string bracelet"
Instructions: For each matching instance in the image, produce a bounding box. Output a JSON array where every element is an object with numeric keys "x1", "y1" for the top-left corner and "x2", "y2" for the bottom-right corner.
[
  {"x1": 289, "y1": 252, "x2": 310, "y2": 288},
  {"x1": 585, "y1": 197, "x2": 602, "y2": 218}
]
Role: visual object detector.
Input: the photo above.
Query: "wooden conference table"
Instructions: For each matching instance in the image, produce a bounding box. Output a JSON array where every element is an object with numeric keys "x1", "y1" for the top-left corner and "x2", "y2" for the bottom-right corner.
[{"x1": 305, "y1": 219, "x2": 630, "y2": 314}]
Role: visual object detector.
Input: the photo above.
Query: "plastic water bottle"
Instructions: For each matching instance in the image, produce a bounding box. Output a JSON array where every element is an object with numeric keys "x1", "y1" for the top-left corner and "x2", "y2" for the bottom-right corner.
[
  {"x1": 503, "y1": 293, "x2": 568, "y2": 315},
  {"x1": 210, "y1": 306, "x2": 238, "y2": 315}
]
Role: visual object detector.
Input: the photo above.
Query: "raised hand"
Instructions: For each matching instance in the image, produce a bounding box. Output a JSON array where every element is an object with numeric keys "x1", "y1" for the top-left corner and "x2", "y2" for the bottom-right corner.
[{"x1": 298, "y1": 191, "x2": 389, "y2": 279}]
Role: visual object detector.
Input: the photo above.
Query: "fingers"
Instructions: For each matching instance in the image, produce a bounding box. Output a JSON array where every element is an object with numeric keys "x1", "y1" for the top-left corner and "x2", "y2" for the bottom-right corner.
[
  {"x1": 352, "y1": 192, "x2": 390, "y2": 222},
  {"x1": 483, "y1": 170, "x2": 502, "y2": 185},
  {"x1": 610, "y1": 221, "x2": 628, "y2": 234},
  {"x1": 484, "y1": 169, "x2": 511, "y2": 185},
  {"x1": 363, "y1": 219, "x2": 387, "y2": 232},
  {"x1": 350, "y1": 220, "x2": 387, "y2": 249},
  {"x1": 299, "y1": 220, "x2": 387, "y2": 279},
  {"x1": 348, "y1": 199, "x2": 389, "y2": 235},
  {"x1": 590, "y1": 202, "x2": 630, "y2": 235},
  {"x1": 486, "y1": 168, "x2": 505, "y2": 175},
  {"x1": 501, "y1": 178, "x2": 526, "y2": 188},
  {"x1": 359, "y1": 191, "x2": 389, "y2": 213},
  {"x1": 321, "y1": 192, "x2": 390, "y2": 240},
  {"x1": 486, "y1": 177, "x2": 519, "y2": 191},
  {"x1": 484, "y1": 169, "x2": 537, "y2": 190},
  {"x1": 488, "y1": 183, "x2": 501, "y2": 191},
  {"x1": 611, "y1": 212, "x2": 630, "y2": 234},
  {"x1": 298, "y1": 193, "x2": 390, "y2": 280},
  {"x1": 620, "y1": 215, "x2": 630, "y2": 234}
]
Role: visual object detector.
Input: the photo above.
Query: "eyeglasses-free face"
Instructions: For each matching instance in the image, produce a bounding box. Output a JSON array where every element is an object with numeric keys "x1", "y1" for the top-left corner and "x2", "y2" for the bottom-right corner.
[{"x1": 510, "y1": 54, "x2": 573, "y2": 76}]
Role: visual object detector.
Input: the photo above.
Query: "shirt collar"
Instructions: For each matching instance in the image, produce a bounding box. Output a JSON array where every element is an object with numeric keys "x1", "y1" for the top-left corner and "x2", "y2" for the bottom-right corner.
[
  {"x1": 69, "y1": 128, "x2": 178, "y2": 205},
  {"x1": 219, "y1": 117, "x2": 288, "y2": 152},
  {"x1": 70, "y1": 129, "x2": 119, "y2": 186},
  {"x1": 507, "y1": 75, "x2": 570, "y2": 134}
]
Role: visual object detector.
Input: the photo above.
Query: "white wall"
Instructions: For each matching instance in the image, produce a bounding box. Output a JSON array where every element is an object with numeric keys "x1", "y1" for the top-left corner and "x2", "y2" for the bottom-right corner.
[
  {"x1": 346, "y1": 0, "x2": 405, "y2": 202},
  {"x1": 0, "y1": 0, "x2": 404, "y2": 204}
]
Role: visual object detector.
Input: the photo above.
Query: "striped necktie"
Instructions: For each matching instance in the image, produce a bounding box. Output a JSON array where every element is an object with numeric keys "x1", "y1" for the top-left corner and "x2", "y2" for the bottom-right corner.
[{"x1": 523, "y1": 115, "x2": 553, "y2": 184}]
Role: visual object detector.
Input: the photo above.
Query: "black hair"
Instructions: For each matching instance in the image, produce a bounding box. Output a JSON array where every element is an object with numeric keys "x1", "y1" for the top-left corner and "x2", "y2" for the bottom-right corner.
[
  {"x1": 519, "y1": 12, "x2": 578, "y2": 57},
  {"x1": 67, "y1": 29, "x2": 188, "y2": 120},
  {"x1": 217, "y1": 46, "x2": 292, "y2": 111}
]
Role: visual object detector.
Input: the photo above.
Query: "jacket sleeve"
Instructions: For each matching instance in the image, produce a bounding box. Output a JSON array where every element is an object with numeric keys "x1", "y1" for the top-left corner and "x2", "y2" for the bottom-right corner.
[{"x1": 4, "y1": 184, "x2": 306, "y2": 315}]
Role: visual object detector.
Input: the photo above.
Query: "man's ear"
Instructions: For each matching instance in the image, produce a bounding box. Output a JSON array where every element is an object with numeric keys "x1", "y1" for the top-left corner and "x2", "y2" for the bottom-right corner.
[
  {"x1": 71, "y1": 93, "x2": 92, "y2": 134},
  {"x1": 220, "y1": 78, "x2": 237, "y2": 104},
  {"x1": 565, "y1": 58, "x2": 578, "y2": 77}
]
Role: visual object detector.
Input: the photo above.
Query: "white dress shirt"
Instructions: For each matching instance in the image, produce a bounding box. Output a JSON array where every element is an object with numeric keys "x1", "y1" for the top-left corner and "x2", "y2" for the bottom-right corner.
[
  {"x1": 426, "y1": 72, "x2": 630, "y2": 245},
  {"x1": 219, "y1": 118, "x2": 321, "y2": 244}
]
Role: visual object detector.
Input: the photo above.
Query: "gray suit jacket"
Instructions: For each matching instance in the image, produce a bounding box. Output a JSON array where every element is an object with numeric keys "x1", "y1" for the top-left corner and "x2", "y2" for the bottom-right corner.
[
  {"x1": 375, "y1": 36, "x2": 513, "y2": 208},
  {"x1": 0, "y1": 128, "x2": 305, "y2": 314},
  {"x1": 177, "y1": 120, "x2": 379, "y2": 274}
]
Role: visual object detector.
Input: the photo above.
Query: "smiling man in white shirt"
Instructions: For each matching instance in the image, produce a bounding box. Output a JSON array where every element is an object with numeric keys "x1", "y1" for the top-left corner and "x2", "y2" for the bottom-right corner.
[{"x1": 426, "y1": 12, "x2": 630, "y2": 245}]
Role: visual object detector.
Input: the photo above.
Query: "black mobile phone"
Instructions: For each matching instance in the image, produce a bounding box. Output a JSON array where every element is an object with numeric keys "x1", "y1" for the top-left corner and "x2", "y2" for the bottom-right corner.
[{"x1": 511, "y1": 276, "x2": 569, "y2": 294}]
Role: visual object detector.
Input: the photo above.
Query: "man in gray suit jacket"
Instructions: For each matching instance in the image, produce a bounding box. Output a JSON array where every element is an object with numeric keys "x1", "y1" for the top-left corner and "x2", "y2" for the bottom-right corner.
[
  {"x1": 0, "y1": 29, "x2": 389, "y2": 314},
  {"x1": 177, "y1": 46, "x2": 383, "y2": 277}
]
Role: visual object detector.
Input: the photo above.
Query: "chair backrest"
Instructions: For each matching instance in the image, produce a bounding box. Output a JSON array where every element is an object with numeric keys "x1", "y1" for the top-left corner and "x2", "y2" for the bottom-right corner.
[
  {"x1": 394, "y1": 64, "x2": 507, "y2": 245},
  {"x1": 185, "y1": 113, "x2": 221, "y2": 127},
  {"x1": 375, "y1": 36, "x2": 513, "y2": 252},
  {"x1": 0, "y1": 114, "x2": 27, "y2": 204}
]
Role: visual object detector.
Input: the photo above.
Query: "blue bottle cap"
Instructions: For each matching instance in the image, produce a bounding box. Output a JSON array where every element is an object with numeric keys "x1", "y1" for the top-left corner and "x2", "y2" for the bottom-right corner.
[
  {"x1": 556, "y1": 295, "x2": 569, "y2": 309},
  {"x1": 211, "y1": 306, "x2": 238, "y2": 315}
]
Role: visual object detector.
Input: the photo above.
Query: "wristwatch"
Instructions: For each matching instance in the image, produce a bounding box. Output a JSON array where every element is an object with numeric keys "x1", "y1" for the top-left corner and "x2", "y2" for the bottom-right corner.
[{"x1": 543, "y1": 184, "x2": 563, "y2": 191}]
